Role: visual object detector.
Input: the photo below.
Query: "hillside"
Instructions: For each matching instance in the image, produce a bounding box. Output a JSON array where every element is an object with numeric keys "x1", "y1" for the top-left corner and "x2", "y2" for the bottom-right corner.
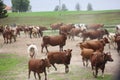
[{"x1": 0, "y1": 10, "x2": 120, "y2": 28}]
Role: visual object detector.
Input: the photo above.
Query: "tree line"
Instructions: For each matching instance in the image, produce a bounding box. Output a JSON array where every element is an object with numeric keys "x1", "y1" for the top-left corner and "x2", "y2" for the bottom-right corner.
[
  {"x1": 0, "y1": 0, "x2": 93, "y2": 18},
  {"x1": 54, "y1": 2, "x2": 93, "y2": 11}
]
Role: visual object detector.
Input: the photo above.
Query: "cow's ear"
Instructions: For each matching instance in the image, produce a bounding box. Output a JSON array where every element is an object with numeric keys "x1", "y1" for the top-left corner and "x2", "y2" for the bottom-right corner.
[
  {"x1": 70, "y1": 49, "x2": 72, "y2": 52},
  {"x1": 64, "y1": 50, "x2": 66, "y2": 52}
]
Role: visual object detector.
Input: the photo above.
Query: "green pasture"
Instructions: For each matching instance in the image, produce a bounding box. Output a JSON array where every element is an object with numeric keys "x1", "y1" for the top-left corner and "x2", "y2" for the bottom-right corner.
[
  {"x1": 0, "y1": 10, "x2": 120, "y2": 28},
  {"x1": 0, "y1": 53, "x2": 113, "y2": 80}
]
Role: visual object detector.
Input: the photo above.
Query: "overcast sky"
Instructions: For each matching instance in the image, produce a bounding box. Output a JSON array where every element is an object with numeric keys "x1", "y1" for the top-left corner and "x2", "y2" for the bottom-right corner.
[{"x1": 3, "y1": 0, "x2": 120, "y2": 12}]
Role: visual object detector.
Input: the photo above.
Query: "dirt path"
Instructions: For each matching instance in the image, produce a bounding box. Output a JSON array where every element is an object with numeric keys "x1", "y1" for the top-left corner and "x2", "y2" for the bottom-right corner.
[{"x1": 0, "y1": 33, "x2": 119, "y2": 80}]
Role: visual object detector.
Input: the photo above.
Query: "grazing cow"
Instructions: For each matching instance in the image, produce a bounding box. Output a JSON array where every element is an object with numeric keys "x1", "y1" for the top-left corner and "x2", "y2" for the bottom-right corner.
[
  {"x1": 81, "y1": 29, "x2": 109, "y2": 42},
  {"x1": 50, "y1": 22, "x2": 63, "y2": 30},
  {"x1": 114, "y1": 34, "x2": 120, "y2": 55},
  {"x1": 79, "y1": 37, "x2": 109, "y2": 52},
  {"x1": 47, "y1": 49, "x2": 72, "y2": 73},
  {"x1": 27, "y1": 44, "x2": 38, "y2": 58},
  {"x1": 59, "y1": 23, "x2": 75, "y2": 35},
  {"x1": 81, "y1": 48, "x2": 94, "y2": 67},
  {"x1": 90, "y1": 52, "x2": 113, "y2": 78},
  {"x1": 69, "y1": 28, "x2": 82, "y2": 40},
  {"x1": 28, "y1": 58, "x2": 51, "y2": 80},
  {"x1": 41, "y1": 32, "x2": 67, "y2": 53},
  {"x1": 87, "y1": 24, "x2": 104, "y2": 30}
]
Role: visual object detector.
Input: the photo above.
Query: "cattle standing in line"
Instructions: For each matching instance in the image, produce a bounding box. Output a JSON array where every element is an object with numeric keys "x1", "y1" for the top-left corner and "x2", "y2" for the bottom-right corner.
[
  {"x1": 41, "y1": 32, "x2": 67, "y2": 53},
  {"x1": 79, "y1": 37, "x2": 109, "y2": 52},
  {"x1": 28, "y1": 58, "x2": 51, "y2": 80},
  {"x1": 90, "y1": 52, "x2": 113, "y2": 78},
  {"x1": 47, "y1": 49, "x2": 72, "y2": 73}
]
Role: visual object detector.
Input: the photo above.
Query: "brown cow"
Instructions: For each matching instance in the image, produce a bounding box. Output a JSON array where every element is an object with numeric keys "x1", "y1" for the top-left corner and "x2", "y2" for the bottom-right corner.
[
  {"x1": 28, "y1": 58, "x2": 51, "y2": 80},
  {"x1": 87, "y1": 24, "x2": 104, "y2": 30},
  {"x1": 81, "y1": 29, "x2": 109, "y2": 42},
  {"x1": 41, "y1": 32, "x2": 67, "y2": 53},
  {"x1": 3, "y1": 27, "x2": 16, "y2": 44},
  {"x1": 50, "y1": 22, "x2": 63, "y2": 30},
  {"x1": 79, "y1": 37, "x2": 109, "y2": 52},
  {"x1": 59, "y1": 23, "x2": 75, "y2": 35},
  {"x1": 81, "y1": 48, "x2": 94, "y2": 67},
  {"x1": 114, "y1": 34, "x2": 120, "y2": 55},
  {"x1": 47, "y1": 49, "x2": 72, "y2": 73},
  {"x1": 90, "y1": 52, "x2": 113, "y2": 78},
  {"x1": 69, "y1": 28, "x2": 82, "y2": 40}
]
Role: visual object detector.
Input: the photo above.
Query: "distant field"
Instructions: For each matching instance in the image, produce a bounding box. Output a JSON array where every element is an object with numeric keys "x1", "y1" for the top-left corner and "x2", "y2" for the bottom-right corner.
[{"x1": 0, "y1": 10, "x2": 120, "y2": 28}]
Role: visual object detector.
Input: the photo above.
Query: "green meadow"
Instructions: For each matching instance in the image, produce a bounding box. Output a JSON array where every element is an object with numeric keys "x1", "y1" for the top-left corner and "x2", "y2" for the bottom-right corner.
[{"x1": 0, "y1": 10, "x2": 120, "y2": 27}]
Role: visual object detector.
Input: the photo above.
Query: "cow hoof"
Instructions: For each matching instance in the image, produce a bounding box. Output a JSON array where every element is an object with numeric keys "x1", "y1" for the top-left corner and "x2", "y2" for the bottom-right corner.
[{"x1": 65, "y1": 68, "x2": 69, "y2": 73}]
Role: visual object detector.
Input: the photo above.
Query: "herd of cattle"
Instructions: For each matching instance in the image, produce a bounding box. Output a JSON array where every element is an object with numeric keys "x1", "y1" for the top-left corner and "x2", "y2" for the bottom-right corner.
[{"x1": 1, "y1": 23, "x2": 120, "y2": 80}]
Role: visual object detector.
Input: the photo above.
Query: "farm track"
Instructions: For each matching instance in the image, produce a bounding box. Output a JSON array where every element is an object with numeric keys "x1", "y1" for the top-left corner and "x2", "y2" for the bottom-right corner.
[{"x1": 0, "y1": 32, "x2": 119, "y2": 80}]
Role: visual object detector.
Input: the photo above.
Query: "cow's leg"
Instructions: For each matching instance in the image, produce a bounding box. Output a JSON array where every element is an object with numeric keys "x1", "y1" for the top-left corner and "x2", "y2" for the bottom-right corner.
[
  {"x1": 65, "y1": 64, "x2": 69, "y2": 73},
  {"x1": 102, "y1": 69, "x2": 105, "y2": 78},
  {"x1": 52, "y1": 64, "x2": 57, "y2": 71},
  {"x1": 28, "y1": 70, "x2": 31, "y2": 79},
  {"x1": 82, "y1": 57, "x2": 85, "y2": 66},
  {"x1": 95, "y1": 67, "x2": 98, "y2": 78},
  {"x1": 34, "y1": 72, "x2": 37, "y2": 79},
  {"x1": 41, "y1": 44, "x2": 44, "y2": 53},
  {"x1": 59, "y1": 46, "x2": 63, "y2": 52},
  {"x1": 91, "y1": 63, "x2": 95, "y2": 76},
  {"x1": 44, "y1": 71, "x2": 47, "y2": 80},
  {"x1": 86, "y1": 59, "x2": 89, "y2": 67},
  {"x1": 45, "y1": 46, "x2": 49, "y2": 52},
  {"x1": 117, "y1": 47, "x2": 120, "y2": 56},
  {"x1": 37, "y1": 73, "x2": 41, "y2": 80}
]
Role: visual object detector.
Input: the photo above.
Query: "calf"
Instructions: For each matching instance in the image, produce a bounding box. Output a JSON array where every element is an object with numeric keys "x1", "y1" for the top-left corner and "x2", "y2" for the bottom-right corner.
[
  {"x1": 90, "y1": 52, "x2": 113, "y2": 78},
  {"x1": 81, "y1": 48, "x2": 94, "y2": 67},
  {"x1": 47, "y1": 49, "x2": 72, "y2": 73},
  {"x1": 28, "y1": 58, "x2": 51, "y2": 80}
]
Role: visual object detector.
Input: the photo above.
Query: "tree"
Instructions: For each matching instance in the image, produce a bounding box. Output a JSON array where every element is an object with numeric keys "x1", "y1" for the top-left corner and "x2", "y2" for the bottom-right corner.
[
  {"x1": 61, "y1": 4, "x2": 68, "y2": 11},
  {"x1": 87, "y1": 3, "x2": 93, "y2": 11},
  {"x1": 0, "y1": 0, "x2": 8, "y2": 18},
  {"x1": 11, "y1": 0, "x2": 30, "y2": 12},
  {"x1": 54, "y1": 5, "x2": 59, "y2": 11},
  {"x1": 75, "y1": 3, "x2": 80, "y2": 11}
]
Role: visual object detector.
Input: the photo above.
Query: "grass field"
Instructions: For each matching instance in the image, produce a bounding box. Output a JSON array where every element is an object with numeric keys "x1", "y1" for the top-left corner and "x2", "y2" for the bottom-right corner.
[
  {"x1": 0, "y1": 53, "x2": 113, "y2": 80},
  {"x1": 0, "y1": 10, "x2": 120, "y2": 28}
]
